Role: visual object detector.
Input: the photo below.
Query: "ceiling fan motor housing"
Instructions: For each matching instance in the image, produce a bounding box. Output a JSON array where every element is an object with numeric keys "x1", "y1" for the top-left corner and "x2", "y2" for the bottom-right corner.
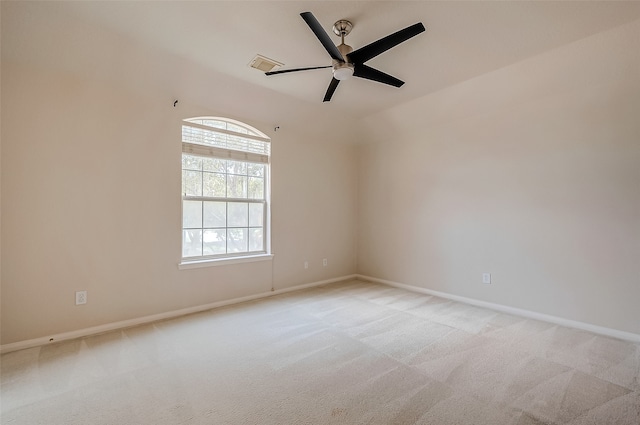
[{"x1": 333, "y1": 43, "x2": 354, "y2": 80}]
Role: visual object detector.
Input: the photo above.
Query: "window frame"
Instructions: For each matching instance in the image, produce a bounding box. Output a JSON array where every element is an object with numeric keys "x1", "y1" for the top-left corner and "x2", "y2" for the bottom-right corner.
[{"x1": 179, "y1": 117, "x2": 272, "y2": 268}]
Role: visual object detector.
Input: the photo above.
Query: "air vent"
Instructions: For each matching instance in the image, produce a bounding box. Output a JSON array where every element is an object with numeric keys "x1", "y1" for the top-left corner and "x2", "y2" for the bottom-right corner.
[{"x1": 249, "y1": 55, "x2": 284, "y2": 73}]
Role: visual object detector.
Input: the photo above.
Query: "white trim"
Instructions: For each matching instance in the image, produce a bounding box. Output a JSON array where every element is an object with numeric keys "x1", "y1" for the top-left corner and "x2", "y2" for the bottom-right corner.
[
  {"x1": 179, "y1": 254, "x2": 273, "y2": 270},
  {"x1": 356, "y1": 274, "x2": 640, "y2": 343},
  {"x1": 0, "y1": 274, "x2": 357, "y2": 354}
]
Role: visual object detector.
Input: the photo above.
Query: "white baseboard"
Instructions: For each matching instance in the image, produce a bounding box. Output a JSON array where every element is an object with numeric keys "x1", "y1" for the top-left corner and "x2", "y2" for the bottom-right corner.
[
  {"x1": 0, "y1": 274, "x2": 357, "y2": 354},
  {"x1": 357, "y1": 274, "x2": 640, "y2": 343}
]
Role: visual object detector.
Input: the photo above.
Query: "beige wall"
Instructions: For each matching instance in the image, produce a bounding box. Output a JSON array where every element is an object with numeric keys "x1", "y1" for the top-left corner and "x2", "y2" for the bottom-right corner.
[
  {"x1": 0, "y1": 4, "x2": 358, "y2": 345},
  {"x1": 2, "y1": 2, "x2": 638, "y2": 347},
  {"x1": 358, "y1": 19, "x2": 640, "y2": 334}
]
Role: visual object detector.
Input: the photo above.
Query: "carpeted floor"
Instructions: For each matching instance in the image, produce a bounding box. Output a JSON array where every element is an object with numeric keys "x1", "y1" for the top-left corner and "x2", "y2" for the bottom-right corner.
[{"x1": 1, "y1": 279, "x2": 639, "y2": 424}]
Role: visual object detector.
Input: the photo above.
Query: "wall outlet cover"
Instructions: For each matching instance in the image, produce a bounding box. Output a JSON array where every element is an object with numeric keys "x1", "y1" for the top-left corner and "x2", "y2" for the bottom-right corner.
[{"x1": 75, "y1": 291, "x2": 87, "y2": 305}]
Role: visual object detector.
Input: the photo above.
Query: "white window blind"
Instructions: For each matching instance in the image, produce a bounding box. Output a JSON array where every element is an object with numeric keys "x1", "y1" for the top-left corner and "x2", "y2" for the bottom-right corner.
[{"x1": 182, "y1": 118, "x2": 270, "y2": 164}]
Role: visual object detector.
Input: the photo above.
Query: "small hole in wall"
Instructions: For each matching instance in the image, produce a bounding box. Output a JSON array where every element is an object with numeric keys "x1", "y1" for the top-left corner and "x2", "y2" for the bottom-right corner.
[{"x1": 49, "y1": 338, "x2": 54, "y2": 342}]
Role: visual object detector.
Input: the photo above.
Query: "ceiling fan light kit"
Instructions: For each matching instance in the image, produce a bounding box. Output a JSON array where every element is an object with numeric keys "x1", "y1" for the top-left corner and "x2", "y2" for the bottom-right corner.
[
  {"x1": 333, "y1": 65, "x2": 354, "y2": 81},
  {"x1": 265, "y1": 11, "x2": 425, "y2": 102}
]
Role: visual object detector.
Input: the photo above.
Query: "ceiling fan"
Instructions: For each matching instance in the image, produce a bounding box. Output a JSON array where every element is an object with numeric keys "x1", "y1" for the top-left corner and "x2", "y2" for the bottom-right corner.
[{"x1": 266, "y1": 12, "x2": 426, "y2": 102}]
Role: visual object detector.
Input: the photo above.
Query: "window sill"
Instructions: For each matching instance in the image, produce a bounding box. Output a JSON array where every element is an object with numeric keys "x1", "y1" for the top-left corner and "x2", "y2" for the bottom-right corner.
[{"x1": 178, "y1": 254, "x2": 274, "y2": 270}]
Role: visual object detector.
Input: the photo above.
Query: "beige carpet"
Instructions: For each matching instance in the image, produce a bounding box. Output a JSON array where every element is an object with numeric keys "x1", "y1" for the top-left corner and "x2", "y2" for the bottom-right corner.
[{"x1": 1, "y1": 279, "x2": 639, "y2": 424}]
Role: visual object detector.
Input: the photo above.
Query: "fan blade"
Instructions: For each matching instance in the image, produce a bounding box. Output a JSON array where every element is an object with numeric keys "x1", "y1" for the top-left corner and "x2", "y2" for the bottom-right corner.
[
  {"x1": 301, "y1": 12, "x2": 345, "y2": 62},
  {"x1": 323, "y1": 77, "x2": 340, "y2": 102},
  {"x1": 353, "y1": 64, "x2": 404, "y2": 87},
  {"x1": 347, "y1": 22, "x2": 425, "y2": 64},
  {"x1": 266, "y1": 66, "x2": 332, "y2": 76}
]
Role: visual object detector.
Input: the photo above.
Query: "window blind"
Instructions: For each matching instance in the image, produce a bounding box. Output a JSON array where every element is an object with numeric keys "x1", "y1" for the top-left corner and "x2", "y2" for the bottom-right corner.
[{"x1": 182, "y1": 120, "x2": 270, "y2": 164}]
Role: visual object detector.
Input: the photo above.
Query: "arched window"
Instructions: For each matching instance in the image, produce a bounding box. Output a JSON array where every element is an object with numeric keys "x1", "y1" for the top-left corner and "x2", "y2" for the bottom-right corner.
[{"x1": 181, "y1": 117, "x2": 270, "y2": 263}]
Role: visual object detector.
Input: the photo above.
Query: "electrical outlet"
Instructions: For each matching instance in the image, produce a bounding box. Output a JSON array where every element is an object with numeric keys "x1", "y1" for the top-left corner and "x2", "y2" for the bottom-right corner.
[
  {"x1": 75, "y1": 291, "x2": 87, "y2": 305},
  {"x1": 304, "y1": 261, "x2": 309, "y2": 269},
  {"x1": 482, "y1": 273, "x2": 491, "y2": 284},
  {"x1": 322, "y1": 258, "x2": 327, "y2": 267}
]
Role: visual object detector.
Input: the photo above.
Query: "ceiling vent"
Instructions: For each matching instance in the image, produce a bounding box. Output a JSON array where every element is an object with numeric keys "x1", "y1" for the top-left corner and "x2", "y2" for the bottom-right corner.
[{"x1": 249, "y1": 55, "x2": 284, "y2": 73}]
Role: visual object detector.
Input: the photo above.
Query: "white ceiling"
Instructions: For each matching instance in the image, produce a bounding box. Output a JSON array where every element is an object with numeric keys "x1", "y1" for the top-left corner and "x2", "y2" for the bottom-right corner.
[{"x1": 25, "y1": 1, "x2": 640, "y2": 119}]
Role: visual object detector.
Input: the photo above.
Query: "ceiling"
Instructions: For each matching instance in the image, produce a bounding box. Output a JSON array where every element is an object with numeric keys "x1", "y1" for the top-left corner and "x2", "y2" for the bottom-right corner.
[{"x1": 25, "y1": 1, "x2": 640, "y2": 119}]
